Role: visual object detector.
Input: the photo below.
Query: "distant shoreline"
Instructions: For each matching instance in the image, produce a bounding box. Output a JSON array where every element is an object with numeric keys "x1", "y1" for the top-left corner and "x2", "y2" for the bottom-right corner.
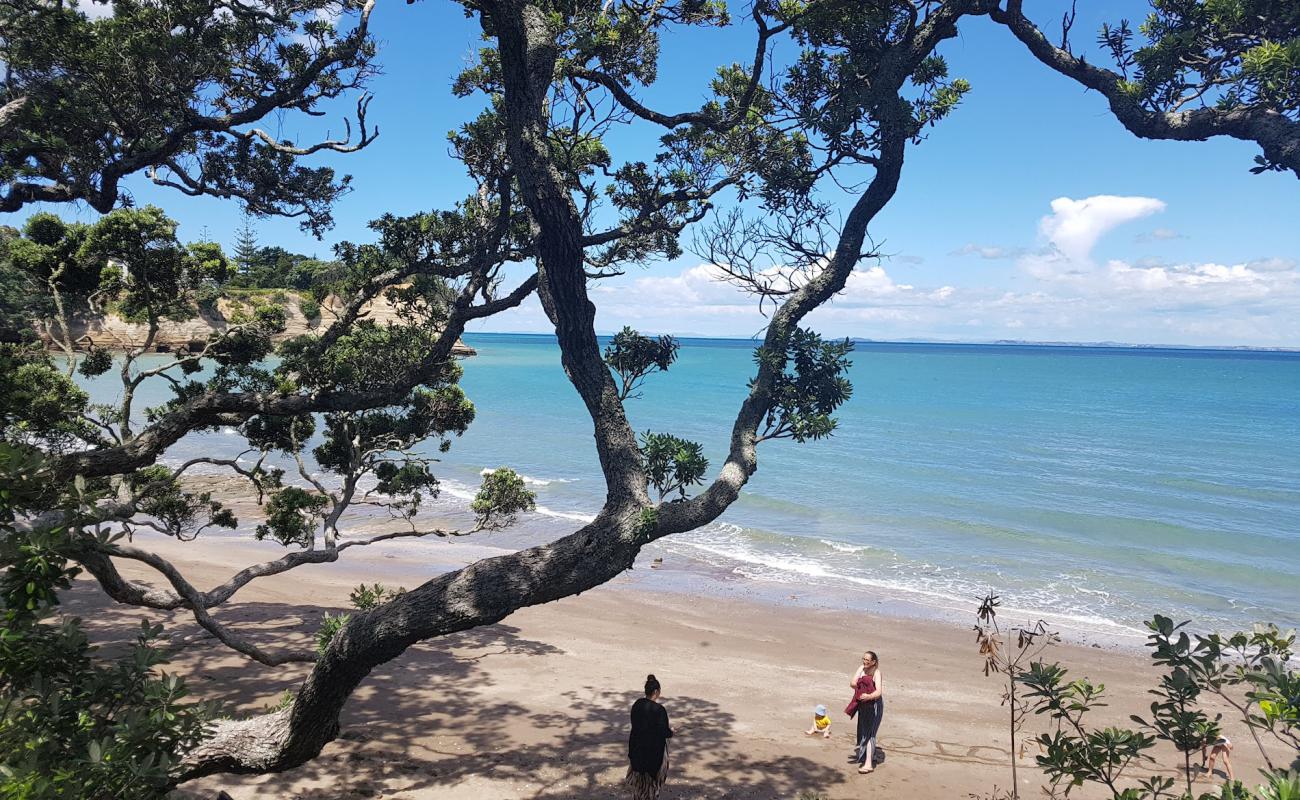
[{"x1": 464, "y1": 330, "x2": 1300, "y2": 354}]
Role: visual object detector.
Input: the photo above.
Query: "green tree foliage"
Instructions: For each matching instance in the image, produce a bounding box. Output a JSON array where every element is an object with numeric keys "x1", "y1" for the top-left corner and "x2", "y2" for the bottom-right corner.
[
  {"x1": 639, "y1": 432, "x2": 709, "y2": 500},
  {"x1": 0, "y1": 226, "x2": 33, "y2": 341},
  {"x1": 986, "y1": 0, "x2": 1300, "y2": 176},
  {"x1": 0, "y1": 451, "x2": 213, "y2": 799},
  {"x1": 316, "y1": 583, "x2": 408, "y2": 656},
  {"x1": 228, "y1": 246, "x2": 342, "y2": 291},
  {"x1": 0, "y1": 345, "x2": 95, "y2": 455},
  {"x1": 1105, "y1": 2, "x2": 1300, "y2": 130},
  {"x1": 998, "y1": 609, "x2": 1300, "y2": 800},
  {"x1": 348, "y1": 583, "x2": 405, "y2": 611},
  {"x1": 472, "y1": 468, "x2": 537, "y2": 530},
  {"x1": 232, "y1": 214, "x2": 260, "y2": 277},
  {"x1": 3, "y1": 0, "x2": 1294, "y2": 785},
  {"x1": 0, "y1": 207, "x2": 241, "y2": 370},
  {"x1": 603, "y1": 326, "x2": 679, "y2": 400},
  {"x1": 0, "y1": 0, "x2": 378, "y2": 233},
  {"x1": 3, "y1": 213, "x2": 93, "y2": 303},
  {"x1": 84, "y1": 206, "x2": 204, "y2": 324},
  {"x1": 255, "y1": 486, "x2": 330, "y2": 547},
  {"x1": 754, "y1": 328, "x2": 854, "y2": 442}
]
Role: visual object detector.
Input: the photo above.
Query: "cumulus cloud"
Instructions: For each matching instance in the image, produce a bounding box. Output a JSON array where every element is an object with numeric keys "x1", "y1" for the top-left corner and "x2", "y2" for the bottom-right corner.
[
  {"x1": 474, "y1": 194, "x2": 1298, "y2": 347},
  {"x1": 1038, "y1": 195, "x2": 1166, "y2": 264},
  {"x1": 1247, "y1": 257, "x2": 1297, "y2": 273}
]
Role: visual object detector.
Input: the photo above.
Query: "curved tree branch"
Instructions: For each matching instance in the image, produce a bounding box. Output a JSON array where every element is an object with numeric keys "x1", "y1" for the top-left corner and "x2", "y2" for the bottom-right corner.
[
  {"x1": 984, "y1": 0, "x2": 1300, "y2": 177},
  {"x1": 46, "y1": 273, "x2": 538, "y2": 482},
  {"x1": 570, "y1": 5, "x2": 790, "y2": 132}
]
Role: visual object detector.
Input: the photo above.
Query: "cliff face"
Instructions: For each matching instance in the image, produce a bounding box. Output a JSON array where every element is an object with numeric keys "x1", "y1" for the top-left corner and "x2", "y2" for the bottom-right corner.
[{"x1": 47, "y1": 293, "x2": 476, "y2": 356}]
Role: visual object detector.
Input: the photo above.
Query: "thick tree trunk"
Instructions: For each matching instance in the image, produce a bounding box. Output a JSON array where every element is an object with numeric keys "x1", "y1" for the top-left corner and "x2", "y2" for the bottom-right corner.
[
  {"x1": 172, "y1": 0, "x2": 958, "y2": 783},
  {"x1": 492, "y1": 0, "x2": 648, "y2": 507},
  {"x1": 178, "y1": 503, "x2": 645, "y2": 779}
]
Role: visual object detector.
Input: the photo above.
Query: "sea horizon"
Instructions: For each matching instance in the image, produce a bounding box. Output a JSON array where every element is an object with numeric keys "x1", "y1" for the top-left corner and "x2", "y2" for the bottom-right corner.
[{"x1": 467, "y1": 329, "x2": 1300, "y2": 355}]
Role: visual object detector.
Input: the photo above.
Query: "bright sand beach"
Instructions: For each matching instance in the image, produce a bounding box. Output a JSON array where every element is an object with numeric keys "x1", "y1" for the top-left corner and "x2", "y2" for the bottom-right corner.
[{"x1": 67, "y1": 527, "x2": 1271, "y2": 800}]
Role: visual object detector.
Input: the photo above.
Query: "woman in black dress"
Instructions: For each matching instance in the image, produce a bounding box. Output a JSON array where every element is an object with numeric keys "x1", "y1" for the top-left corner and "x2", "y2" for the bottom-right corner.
[{"x1": 626, "y1": 674, "x2": 673, "y2": 800}]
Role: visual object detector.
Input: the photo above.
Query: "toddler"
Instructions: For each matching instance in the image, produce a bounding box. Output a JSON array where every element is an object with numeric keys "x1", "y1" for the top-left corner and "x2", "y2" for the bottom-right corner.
[{"x1": 805, "y1": 704, "x2": 832, "y2": 738}]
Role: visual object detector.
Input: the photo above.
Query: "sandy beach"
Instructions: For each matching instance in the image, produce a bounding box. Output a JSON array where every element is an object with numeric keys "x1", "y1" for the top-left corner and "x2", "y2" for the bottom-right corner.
[{"x1": 58, "y1": 528, "x2": 1270, "y2": 800}]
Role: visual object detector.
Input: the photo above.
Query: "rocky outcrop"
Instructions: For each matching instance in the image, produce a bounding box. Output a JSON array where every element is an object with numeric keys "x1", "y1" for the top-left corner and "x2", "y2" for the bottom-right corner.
[{"x1": 46, "y1": 293, "x2": 475, "y2": 356}]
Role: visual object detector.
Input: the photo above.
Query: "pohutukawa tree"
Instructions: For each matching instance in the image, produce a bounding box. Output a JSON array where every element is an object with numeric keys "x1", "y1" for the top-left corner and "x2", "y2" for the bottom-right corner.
[
  {"x1": 980, "y1": 0, "x2": 1300, "y2": 177},
  {"x1": 2, "y1": 0, "x2": 1299, "y2": 792},
  {"x1": 0, "y1": 0, "x2": 380, "y2": 234}
]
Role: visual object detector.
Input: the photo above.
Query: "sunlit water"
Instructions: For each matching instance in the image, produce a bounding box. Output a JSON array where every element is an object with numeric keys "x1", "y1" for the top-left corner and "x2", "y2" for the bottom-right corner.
[{"x1": 79, "y1": 334, "x2": 1300, "y2": 638}]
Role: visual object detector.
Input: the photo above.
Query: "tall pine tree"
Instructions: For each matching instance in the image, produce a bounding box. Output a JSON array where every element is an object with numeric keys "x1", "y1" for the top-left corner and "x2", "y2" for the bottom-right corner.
[{"x1": 233, "y1": 214, "x2": 258, "y2": 276}]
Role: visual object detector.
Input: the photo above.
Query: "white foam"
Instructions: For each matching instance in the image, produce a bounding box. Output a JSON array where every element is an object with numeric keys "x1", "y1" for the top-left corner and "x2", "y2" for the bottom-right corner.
[
  {"x1": 478, "y1": 467, "x2": 576, "y2": 487},
  {"x1": 534, "y1": 504, "x2": 597, "y2": 524},
  {"x1": 819, "y1": 539, "x2": 870, "y2": 553},
  {"x1": 672, "y1": 531, "x2": 1148, "y2": 638}
]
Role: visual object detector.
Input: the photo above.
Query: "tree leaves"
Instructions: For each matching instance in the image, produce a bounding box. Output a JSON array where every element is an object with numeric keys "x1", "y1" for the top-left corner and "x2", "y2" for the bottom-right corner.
[
  {"x1": 471, "y1": 468, "x2": 537, "y2": 530},
  {"x1": 754, "y1": 328, "x2": 853, "y2": 443},
  {"x1": 603, "y1": 326, "x2": 679, "y2": 400},
  {"x1": 639, "y1": 431, "x2": 708, "y2": 501}
]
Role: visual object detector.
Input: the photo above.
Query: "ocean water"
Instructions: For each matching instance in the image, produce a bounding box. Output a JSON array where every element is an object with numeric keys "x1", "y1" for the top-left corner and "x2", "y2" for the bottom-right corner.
[{"x1": 79, "y1": 335, "x2": 1300, "y2": 638}]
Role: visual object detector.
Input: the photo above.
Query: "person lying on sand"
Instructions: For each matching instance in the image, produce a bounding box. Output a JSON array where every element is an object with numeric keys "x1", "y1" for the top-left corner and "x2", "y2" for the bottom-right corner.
[{"x1": 805, "y1": 704, "x2": 832, "y2": 738}]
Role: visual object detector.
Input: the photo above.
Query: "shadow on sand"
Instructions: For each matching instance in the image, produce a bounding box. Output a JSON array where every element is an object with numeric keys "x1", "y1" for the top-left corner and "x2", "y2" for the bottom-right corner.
[{"x1": 67, "y1": 587, "x2": 841, "y2": 799}]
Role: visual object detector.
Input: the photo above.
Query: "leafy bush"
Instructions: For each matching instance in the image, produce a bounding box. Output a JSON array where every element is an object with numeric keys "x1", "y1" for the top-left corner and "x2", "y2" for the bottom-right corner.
[
  {"x1": 0, "y1": 471, "x2": 213, "y2": 798},
  {"x1": 193, "y1": 283, "x2": 222, "y2": 315},
  {"x1": 640, "y1": 431, "x2": 708, "y2": 500},
  {"x1": 299, "y1": 297, "x2": 321, "y2": 323},
  {"x1": 314, "y1": 612, "x2": 351, "y2": 657},
  {"x1": 472, "y1": 468, "x2": 537, "y2": 530},
  {"x1": 75, "y1": 347, "x2": 113, "y2": 379},
  {"x1": 980, "y1": 598, "x2": 1299, "y2": 800},
  {"x1": 349, "y1": 583, "x2": 405, "y2": 611}
]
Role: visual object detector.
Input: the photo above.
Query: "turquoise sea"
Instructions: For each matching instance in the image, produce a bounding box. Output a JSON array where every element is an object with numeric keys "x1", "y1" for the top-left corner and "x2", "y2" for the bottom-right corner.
[{"x1": 84, "y1": 334, "x2": 1300, "y2": 638}]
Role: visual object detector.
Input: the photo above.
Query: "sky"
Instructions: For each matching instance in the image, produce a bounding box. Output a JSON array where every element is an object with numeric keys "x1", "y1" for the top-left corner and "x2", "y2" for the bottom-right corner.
[{"x1": 13, "y1": 1, "x2": 1300, "y2": 347}]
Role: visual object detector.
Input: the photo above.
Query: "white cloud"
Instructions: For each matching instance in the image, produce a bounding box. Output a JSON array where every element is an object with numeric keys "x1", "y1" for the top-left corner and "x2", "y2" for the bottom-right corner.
[
  {"x1": 1247, "y1": 257, "x2": 1297, "y2": 273},
  {"x1": 475, "y1": 195, "x2": 1298, "y2": 347},
  {"x1": 1038, "y1": 195, "x2": 1166, "y2": 264}
]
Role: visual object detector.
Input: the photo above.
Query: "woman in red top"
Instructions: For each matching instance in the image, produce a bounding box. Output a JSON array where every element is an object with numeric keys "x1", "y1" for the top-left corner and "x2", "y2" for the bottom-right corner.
[{"x1": 846, "y1": 650, "x2": 884, "y2": 774}]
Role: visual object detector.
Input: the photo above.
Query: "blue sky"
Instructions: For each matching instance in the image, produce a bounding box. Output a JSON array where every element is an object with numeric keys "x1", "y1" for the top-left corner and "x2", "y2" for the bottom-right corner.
[{"x1": 14, "y1": 1, "x2": 1300, "y2": 346}]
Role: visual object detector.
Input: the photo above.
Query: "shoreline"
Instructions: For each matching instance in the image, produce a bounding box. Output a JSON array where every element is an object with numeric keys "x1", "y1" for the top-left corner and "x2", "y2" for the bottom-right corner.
[
  {"x1": 62, "y1": 529, "x2": 1272, "y2": 800},
  {"x1": 172, "y1": 471, "x2": 1192, "y2": 654}
]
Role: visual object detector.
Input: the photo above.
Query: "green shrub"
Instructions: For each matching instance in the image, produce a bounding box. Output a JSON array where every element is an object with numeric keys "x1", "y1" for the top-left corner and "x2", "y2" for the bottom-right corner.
[
  {"x1": 315, "y1": 611, "x2": 350, "y2": 656},
  {"x1": 298, "y1": 298, "x2": 321, "y2": 323},
  {"x1": 348, "y1": 583, "x2": 404, "y2": 611},
  {"x1": 0, "y1": 482, "x2": 213, "y2": 798}
]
